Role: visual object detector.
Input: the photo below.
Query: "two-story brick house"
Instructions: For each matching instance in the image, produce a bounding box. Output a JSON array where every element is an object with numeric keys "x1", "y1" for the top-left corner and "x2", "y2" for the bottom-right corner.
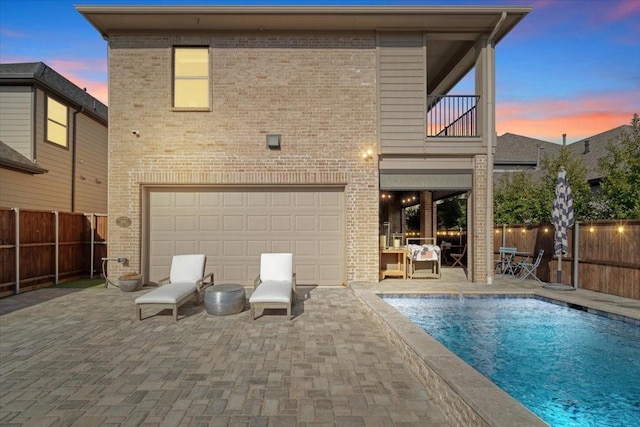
[
  {"x1": 78, "y1": 5, "x2": 529, "y2": 285},
  {"x1": 0, "y1": 62, "x2": 108, "y2": 213}
]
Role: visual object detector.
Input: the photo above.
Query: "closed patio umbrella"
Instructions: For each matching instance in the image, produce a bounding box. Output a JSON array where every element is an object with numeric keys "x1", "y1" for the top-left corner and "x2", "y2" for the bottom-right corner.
[{"x1": 550, "y1": 167, "x2": 574, "y2": 286}]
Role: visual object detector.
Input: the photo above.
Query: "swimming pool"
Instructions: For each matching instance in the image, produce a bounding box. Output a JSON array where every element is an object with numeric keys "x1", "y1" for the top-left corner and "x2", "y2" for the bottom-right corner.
[{"x1": 382, "y1": 295, "x2": 640, "y2": 427}]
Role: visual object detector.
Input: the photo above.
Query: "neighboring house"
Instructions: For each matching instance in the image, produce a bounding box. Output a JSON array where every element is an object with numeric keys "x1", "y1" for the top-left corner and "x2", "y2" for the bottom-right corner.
[
  {"x1": 78, "y1": 5, "x2": 529, "y2": 285},
  {"x1": 0, "y1": 62, "x2": 108, "y2": 213},
  {"x1": 494, "y1": 125, "x2": 633, "y2": 191}
]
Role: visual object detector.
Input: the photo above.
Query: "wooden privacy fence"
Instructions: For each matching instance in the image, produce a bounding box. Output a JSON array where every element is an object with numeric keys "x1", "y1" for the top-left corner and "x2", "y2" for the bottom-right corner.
[
  {"x1": 493, "y1": 219, "x2": 640, "y2": 300},
  {"x1": 0, "y1": 208, "x2": 107, "y2": 297}
]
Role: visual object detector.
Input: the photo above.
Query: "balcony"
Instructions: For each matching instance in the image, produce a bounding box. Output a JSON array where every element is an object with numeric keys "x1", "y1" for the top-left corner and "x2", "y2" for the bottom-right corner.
[{"x1": 427, "y1": 95, "x2": 480, "y2": 138}]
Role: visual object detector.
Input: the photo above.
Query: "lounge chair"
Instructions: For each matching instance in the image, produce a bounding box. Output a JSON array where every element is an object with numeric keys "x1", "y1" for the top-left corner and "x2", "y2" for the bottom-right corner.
[
  {"x1": 517, "y1": 249, "x2": 545, "y2": 283},
  {"x1": 135, "y1": 254, "x2": 214, "y2": 320},
  {"x1": 249, "y1": 253, "x2": 296, "y2": 320}
]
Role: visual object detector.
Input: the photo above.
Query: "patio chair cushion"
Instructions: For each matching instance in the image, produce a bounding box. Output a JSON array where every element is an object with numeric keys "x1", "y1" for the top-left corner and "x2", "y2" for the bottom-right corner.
[
  {"x1": 249, "y1": 280, "x2": 292, "y2": 304},
  {"x1": 135, "y1": 282, "x2": 196, "y2": 305}
]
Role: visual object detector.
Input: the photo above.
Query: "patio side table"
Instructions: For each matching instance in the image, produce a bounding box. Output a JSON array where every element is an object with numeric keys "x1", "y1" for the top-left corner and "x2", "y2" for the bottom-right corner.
[{"x1": 204, "y1": 284, "x2": 246, "y2": 315}]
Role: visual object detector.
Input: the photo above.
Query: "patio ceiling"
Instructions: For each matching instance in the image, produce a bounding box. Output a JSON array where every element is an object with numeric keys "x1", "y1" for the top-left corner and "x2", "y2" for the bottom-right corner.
[{"x1": 77, "y1": 5, "x2": 530, "y2": 96}]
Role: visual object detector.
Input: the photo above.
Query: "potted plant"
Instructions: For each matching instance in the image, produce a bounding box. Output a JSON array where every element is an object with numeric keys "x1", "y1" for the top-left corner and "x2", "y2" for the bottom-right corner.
[{"x1": 118, "y1": 272, "x2": 142, "y2": 292}]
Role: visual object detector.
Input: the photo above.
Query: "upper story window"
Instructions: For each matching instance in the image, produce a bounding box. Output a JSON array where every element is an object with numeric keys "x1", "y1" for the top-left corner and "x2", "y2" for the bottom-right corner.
[
  {"x1": 173, "y1": 47, "x2": 210, "y2": 109},
  {"x1": 47, "y1": 96, "x2": 68, "y2": 147}
]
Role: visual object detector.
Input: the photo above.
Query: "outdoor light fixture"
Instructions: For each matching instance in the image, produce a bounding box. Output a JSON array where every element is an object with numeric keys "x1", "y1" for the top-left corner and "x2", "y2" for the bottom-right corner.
[
  {"x1": 266, "y1": 134, "x2": 281, "y2": 149},
  {"x1": 362, "y1": 148, "x2": 374, "y2": 161}
]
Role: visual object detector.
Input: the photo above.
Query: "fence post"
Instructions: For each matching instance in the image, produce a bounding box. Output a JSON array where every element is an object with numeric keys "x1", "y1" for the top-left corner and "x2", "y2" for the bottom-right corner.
[
  {"x1": 573, "y1": 222, "x2": 579, "y2": 289},
  {"x1": 90, "y1": 213, "x2": 95, "y2": 278},
  {"x1": 13, "y1": 207, "x2": 20, "y2": 295},
  {"x1": 53, "y1": 211, "x2": 59, "y2": 285}
]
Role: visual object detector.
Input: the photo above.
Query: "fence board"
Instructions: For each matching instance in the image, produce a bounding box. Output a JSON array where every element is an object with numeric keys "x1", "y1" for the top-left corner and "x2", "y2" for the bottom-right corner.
[
  {"x1": 0, "y1": 208, "x2": 108, "y2": 297},
  {"x1": 493, "y1": 220, "x2": 639, "y2": 300}
]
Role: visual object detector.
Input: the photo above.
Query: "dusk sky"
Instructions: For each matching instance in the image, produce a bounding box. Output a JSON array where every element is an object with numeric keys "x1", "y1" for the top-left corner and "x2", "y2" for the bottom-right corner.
[{"x1": 1, "y1": 0, "x2": 638, "y2": 144}]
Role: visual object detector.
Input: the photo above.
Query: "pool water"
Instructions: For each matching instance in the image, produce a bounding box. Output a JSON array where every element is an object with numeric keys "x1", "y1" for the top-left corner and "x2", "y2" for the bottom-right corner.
[{"x1": 382, "y1": 296, "x2": 640, "y2": 427}]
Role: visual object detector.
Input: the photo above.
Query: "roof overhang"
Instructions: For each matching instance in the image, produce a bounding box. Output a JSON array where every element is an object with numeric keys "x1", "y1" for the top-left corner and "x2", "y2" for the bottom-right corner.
[
  {"x1": 76, "y1": 6, "x2": 530, "y2": 95},
  {"x1": 76, "y1": 6, "x2": 530, "y2": 35}
]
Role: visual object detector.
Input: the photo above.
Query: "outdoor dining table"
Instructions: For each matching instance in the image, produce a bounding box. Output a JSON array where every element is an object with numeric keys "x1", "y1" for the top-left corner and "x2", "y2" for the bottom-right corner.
[{"x1": 495, "y1": 247, "x2": 518, "y2": 275}]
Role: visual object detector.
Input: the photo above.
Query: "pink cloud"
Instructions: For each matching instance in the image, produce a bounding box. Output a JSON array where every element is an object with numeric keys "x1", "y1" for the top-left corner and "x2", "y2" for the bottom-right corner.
[
  {"x1": 605, "y1": 0, "x2": 640, "y2": 22},
  {"x1": 497, "y1": 90, "x2": 639, "y2": 142}
]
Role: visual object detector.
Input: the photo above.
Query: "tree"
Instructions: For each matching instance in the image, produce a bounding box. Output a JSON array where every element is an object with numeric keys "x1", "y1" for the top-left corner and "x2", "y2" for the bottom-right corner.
[
  {"x1": 538, "y1": 145, "x2": 592, "y2": 222},
  {"x1": 493, "y1": 145, "x2": 592, "y2": 223},
  {"x1": 493, "y1": 171, "x2": 541, "y2": 224},
  {"x1": 596, "y1": 114, "x2": 640, "y2": 219},
  {"x1": 437, "y1": 195, "x2": 466, "y2": 229}
]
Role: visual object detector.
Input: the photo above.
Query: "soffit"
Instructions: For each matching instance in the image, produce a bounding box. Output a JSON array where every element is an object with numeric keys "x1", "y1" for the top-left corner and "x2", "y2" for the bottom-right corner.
[{"x1": 76, "y1": 6, "x2": 529, "y2": 36}]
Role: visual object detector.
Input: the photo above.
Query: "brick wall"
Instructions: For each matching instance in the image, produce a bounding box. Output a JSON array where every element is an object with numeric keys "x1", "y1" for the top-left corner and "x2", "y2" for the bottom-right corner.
[{"x1": 107, "y1": 32, "x2": 380, "y2": 282}]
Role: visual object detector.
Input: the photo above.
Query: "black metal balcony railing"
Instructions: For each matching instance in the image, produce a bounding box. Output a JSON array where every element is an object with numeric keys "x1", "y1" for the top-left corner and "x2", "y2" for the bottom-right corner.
[{"x1": 427, "y1": 95, "x2": 480, "y2": 137}]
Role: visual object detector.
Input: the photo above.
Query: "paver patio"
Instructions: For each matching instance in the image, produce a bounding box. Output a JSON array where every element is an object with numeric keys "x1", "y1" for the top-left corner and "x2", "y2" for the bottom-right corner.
[{"x1": 1, "y1": 269, "x2": 638, "y2": 426}]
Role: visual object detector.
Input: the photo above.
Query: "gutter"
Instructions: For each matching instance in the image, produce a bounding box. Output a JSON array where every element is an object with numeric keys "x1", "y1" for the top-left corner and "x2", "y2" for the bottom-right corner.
[
  {"x1": 485, "y1": 11, "x2": 506, "y2": 285},
  {"x1": 71, "y1": 107, "x2": 84, "y2": 212}
]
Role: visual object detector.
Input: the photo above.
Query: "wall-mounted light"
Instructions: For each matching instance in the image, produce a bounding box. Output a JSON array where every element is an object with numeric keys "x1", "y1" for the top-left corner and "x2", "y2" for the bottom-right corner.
[
  {"x1": 362, "y1": 148, "x2": 374, "y2": 161},
  {"x1": 266, "y1": 134, "x2": 281, "y2": 149},
  {"x1": 617, "y1": 225, "x2": 624, "y2": 233}
]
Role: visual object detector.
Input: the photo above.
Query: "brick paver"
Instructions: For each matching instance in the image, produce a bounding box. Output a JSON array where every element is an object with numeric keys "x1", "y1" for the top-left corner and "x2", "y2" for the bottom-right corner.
[{"x1": 0, "y1": 285, "x2": 450, "y2": 426}]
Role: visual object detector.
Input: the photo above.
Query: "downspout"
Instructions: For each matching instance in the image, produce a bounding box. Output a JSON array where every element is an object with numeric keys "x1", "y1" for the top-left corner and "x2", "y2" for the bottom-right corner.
[
  {"x1": 485, "y1": 11, "x2": 506, "y2": 285},
  {"x1": 71, "y1": 107, "x2": 84, "y2": 212}
]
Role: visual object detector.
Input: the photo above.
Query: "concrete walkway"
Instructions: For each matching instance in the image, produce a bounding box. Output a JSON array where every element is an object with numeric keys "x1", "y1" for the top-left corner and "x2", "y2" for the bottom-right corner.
[{"x1": 1, "y1": 269, "x2": 638, "y2": 426}]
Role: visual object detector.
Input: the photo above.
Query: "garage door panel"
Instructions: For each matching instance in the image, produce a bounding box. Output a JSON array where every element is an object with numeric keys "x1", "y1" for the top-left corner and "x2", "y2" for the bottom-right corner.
[
  {"x1": 151, "y1": 216, "x2": 173, "y2": 232},
  {"x1": 223, "y1": 215, "x2": 243, "y2": 231},
  {"x1": 149, "y1": 188, "x2": 345, "y2": 285},
  {"x1": 175, "y1": 215, "x2": 196, "y2": 231},
  {"x1": 295, "y1": 216, "x2": 316, "y2": 231},
  {"x1": 175, "y1": 192, "x2": 197, "y2": 206},
  {"x1": 270, "y1": 240, "x2": 293, "y2": 253},
  {"x1": 247, "y1": 215, "x2": 268, "y2": 231},
  {"x1": 319, "y1": 215, "x2": 340, "y2": 231},
  {"x1": 295, "y1": 192, "x2": 315, "y2": 206},
  {"x1": 319, "y1": 264, "x2": 341, "y2": 281},
  {"x1": 223, "y1": 241, "x2": 244, "y2": 257},
  {"x1": 175, "y1": 240, "x2": 197, "y2": 255},
  {"x1": 271, "y1": 192, "x2": 292, "y2": 206},
  {"x1": 223, "y1": 192, "x2": 243, "y2": 206},
  {"x1": 247, "y1": 241, "x2": 268, "y2": 257},
  {"x1": 272, "y1": 216, "x2": 292, "y2": 231},
  {"x1": 199, "y1": 192, "x2": 220, "y2": 206},
  {"x1": 222, "y1": 264, "x2": 244, "y2": 281},
  {"x1": 247, "y1": 192, "x2": 268, "y2": 207},
  {"x1": 150, "y1": 241, "x2": 174, "y2": 256}
]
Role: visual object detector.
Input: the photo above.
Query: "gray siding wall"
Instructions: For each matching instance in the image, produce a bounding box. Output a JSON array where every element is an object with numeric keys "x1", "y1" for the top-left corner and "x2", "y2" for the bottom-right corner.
[
  {"x1": 0, "y1": 86, "x2": 34, "y2": 159},
  {"x1": 75, "y1": 114, "x2": 108, "y2": 213},
  {"x1": 378, "y1": 32, "x2": 425, "y2": 154}
]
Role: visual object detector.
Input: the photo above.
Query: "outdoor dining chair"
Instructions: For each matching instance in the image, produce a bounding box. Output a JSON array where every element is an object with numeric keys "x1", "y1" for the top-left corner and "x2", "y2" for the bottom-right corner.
[
  {"x1": 450, "y1": 244, "x2": 467, "y2": 267},
  {"x1": 517, "y1": 249, "x2": 545, "y2": 283}
]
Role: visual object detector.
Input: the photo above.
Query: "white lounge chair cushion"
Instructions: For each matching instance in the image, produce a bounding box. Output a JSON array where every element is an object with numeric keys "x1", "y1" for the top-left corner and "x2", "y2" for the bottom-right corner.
[
  {"x1": 260, "y1": 253, "x2": 293, "y2": 282},
  {"x1": 135, "y1": 282, "x2": 196, "y2": 304},
  {"x1": 170, "y1": 254, "x2": 206, "y2": 283},
  {"x1": 249, "y1": 280, "x2": 291, "y2": 304}
]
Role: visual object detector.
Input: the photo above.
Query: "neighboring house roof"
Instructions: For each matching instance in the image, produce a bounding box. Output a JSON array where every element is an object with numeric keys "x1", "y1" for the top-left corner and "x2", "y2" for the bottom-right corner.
[
  {"x1": 566, "y1": 125, "x2": 632, "y2": 184},
  {"x1": 494, "y1": 125, "x2": 632, "y2": 186},
  {"x1": 0, "y1": 140, "x2": 48, "y2": 174},
  {"x1": 495, "y1": 133, "x2": 559, "y2": 168},
  {"x1": 0, "y1": 62, "x2": 108, "y2": 124}
]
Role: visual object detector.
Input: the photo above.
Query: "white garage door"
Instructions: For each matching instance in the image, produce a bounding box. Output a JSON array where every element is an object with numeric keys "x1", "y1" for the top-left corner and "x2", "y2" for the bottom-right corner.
[{"x1": 147, "y1": 187, "x2": 346, "y2": 286}]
